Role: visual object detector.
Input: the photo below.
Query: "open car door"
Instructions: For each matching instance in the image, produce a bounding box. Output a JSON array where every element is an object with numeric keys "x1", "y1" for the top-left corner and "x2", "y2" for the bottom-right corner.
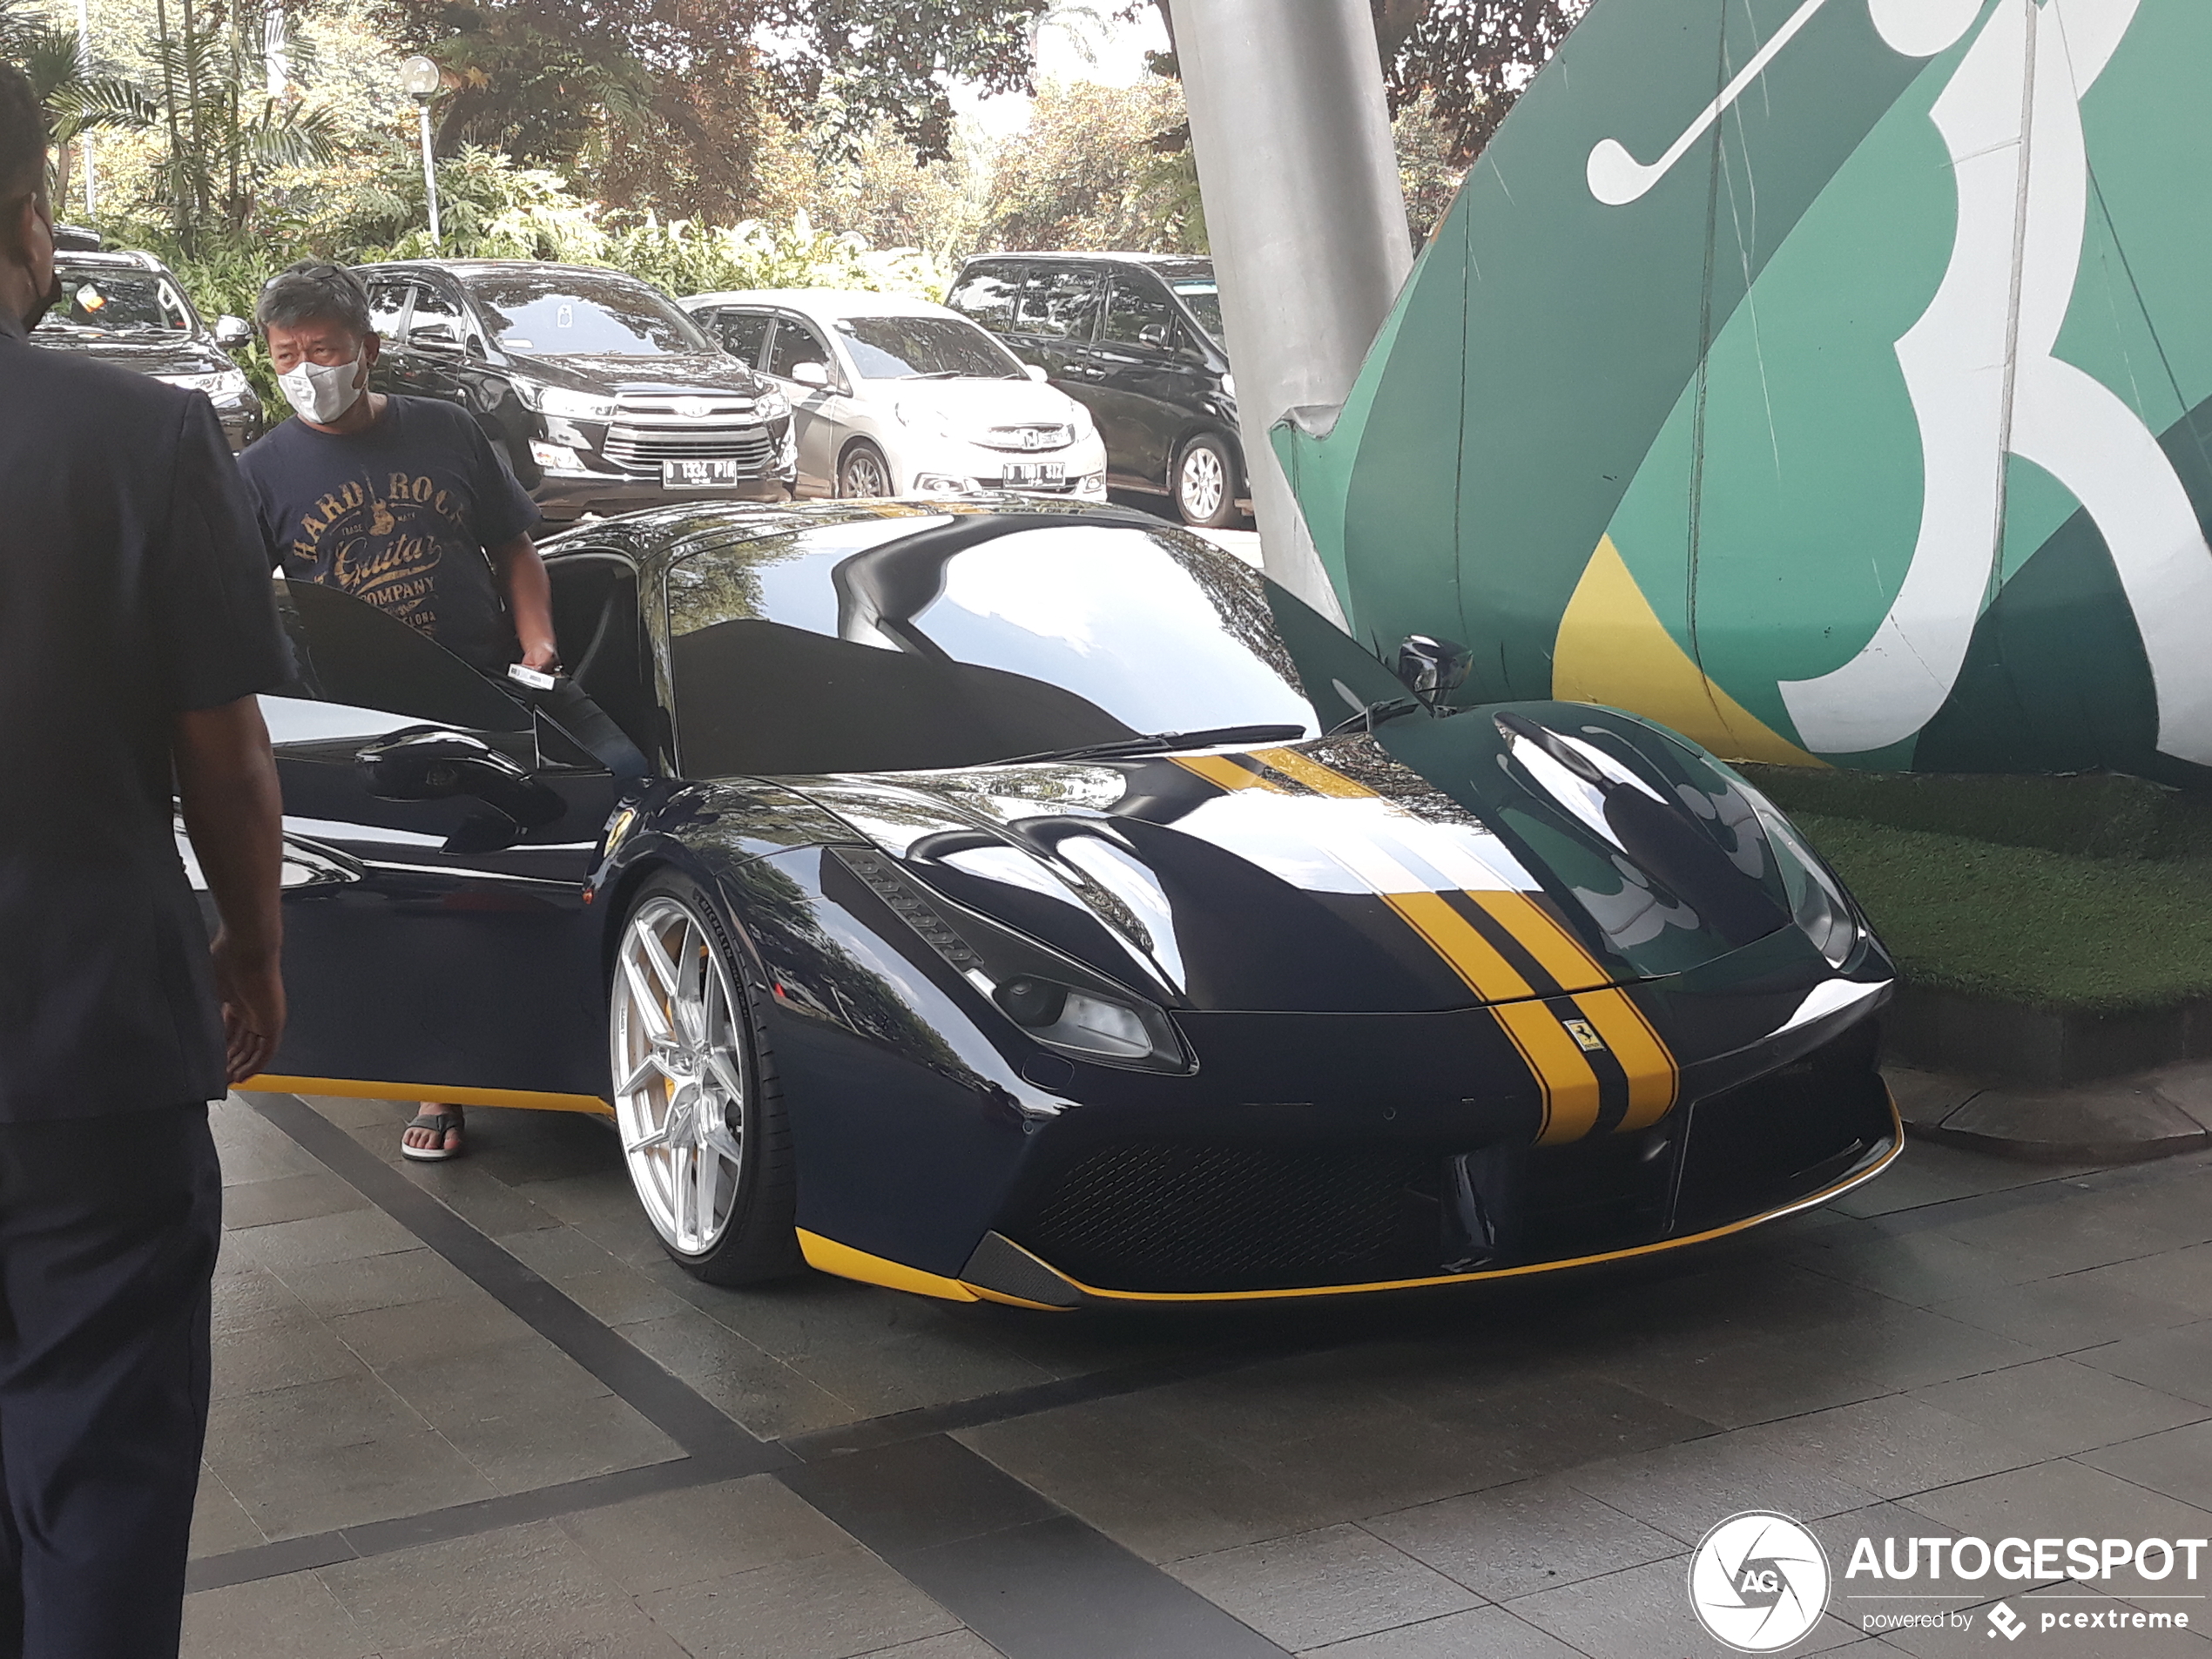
[{"x1": 203, "y1": 580, "x2": 637, "y2": 1111}]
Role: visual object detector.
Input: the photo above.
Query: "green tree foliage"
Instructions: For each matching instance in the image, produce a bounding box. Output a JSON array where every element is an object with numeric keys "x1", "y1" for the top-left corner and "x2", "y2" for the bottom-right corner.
[
  {"x1": 372, "y1": 0, "x2": 1059, "y2": 220},
  {"x1": 1376, "y1": 0, "x2": 1590, "y2": 165},
  {"x1": 976, "y1": 78, "x2": 1196, "y2": 253}
]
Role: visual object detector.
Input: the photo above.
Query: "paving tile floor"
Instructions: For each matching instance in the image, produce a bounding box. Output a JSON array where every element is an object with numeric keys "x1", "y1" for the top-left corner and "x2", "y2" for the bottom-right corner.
[{"x1": 188, "y1": 1096, "x2": 2212, "y2": 1656}]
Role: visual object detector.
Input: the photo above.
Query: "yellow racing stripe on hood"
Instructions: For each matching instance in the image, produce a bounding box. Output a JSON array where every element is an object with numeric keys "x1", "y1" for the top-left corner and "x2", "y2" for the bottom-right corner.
[
  {"x1": 1170, "y1": 753, "x2": 1284, "y2": 792},
  {"x1": 1575, "y1": 988, "x2": 1678, "y2": 1130}
]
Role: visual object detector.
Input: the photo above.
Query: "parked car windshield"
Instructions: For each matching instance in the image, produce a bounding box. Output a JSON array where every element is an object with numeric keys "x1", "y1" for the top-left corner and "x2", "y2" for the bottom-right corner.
[
  {"x1": 664, "y1": 518, "x2": 1387, "y2": 777},
  {"x1": 465, "y1": 272, "x2": 710, "y2": 357},
  {"x1": 38, "y1": 264, "x2": 196, "y2": 335},
  {"x1": 1168, "y1": 278, "x2": 1223, "y2": 344},
  {"x1": 834, "y1": 314, "x2": 1023, "y2": 381}
]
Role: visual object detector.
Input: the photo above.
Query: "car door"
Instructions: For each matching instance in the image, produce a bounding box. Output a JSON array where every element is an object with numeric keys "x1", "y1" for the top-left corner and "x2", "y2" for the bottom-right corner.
[
  {"x1": 944, "y1": 260, "x2": 1025, "y2": 345},
  {"x1": 245, "y1": 579, "x2": 627, "y2": 1104},
  {"x1": 701, "y1": 307, "x2": 773, "y2": 372},
  {"x1": 1089, "y1": 269, "x2": 1197, "y2": 490},
  {"x1": 361, "y1": 273, "x2": 413, "y2": 395},
  {"x1": 1008, "y1": 265, "x2": 1106, "y2": 431},
  {"x1": 762, "y1": 313, "x2": 845, "y2": 495},
  {"x1": 387, "y1": 276, "x2": 473, "y2": 409}
]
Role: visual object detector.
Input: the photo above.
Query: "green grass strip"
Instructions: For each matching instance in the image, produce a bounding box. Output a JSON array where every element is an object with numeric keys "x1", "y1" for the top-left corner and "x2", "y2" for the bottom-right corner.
[{"x1": 1793, "y1": 812, "x2": 2212, "y2": 1015}]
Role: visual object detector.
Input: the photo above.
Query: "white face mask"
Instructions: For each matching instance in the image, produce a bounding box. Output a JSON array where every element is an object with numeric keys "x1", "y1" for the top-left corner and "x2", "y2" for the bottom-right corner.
[{"x1": 277, "y1": 351, "x2": 366, "y2": 424}]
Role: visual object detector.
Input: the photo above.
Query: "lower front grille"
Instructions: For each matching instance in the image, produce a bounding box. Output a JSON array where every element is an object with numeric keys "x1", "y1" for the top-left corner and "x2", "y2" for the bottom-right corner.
[
  {"x1": 1673, "y1": 1019, "x2": 1893, "y2": 1233},
  {"x1": 1011, "y1": 1142, "x2": 1442, "y2": 1294}
]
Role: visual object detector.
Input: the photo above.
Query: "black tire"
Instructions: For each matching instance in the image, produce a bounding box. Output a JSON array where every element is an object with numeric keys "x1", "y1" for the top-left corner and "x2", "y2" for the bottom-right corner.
[
  {"x1": 1171, "y1": 431, "x2": 1239, "y2": 528},
  {"x1": 609, "y1": 872, "x2": 799, "y2": 1285},
  {"x1": 837, "y1": 440, "x2": 893, "y2": 499}
]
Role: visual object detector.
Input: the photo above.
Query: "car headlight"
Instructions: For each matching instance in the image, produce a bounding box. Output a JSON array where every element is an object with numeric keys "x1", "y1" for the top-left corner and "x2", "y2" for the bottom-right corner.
[
  {"x1": 165, "y1": 367, "x2": 251, "y2": 401},
  {"x1": 1220, "y1": 372, "x2": 1235, "y2": 400},
  {"x1": 834, "y1": 848, "x2": 1188, "y2": 1071},
  {"x1": 1742, "y1": 792, "x2": 1859, "y2": 968},
  {"x1": 1066, "y1": 404, "x2": 1096, "y2": 442},
  {"x1": 894, "y1": 401, "x2": 954, "y2": 439},
  {"x1": 753, "y1": 388, "x2": 789, "y2": 423},
  {"x1": 519, "y1": 383, "x2": 617, "y2": 419}
]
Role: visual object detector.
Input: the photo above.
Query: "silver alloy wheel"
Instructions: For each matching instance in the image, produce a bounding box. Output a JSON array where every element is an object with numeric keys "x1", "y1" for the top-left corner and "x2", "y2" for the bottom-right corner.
[
  {"x1": 840, "y1": 446, "x2": 891, "y2": 497},
  {"x1": 1177, "y1": 442, "x2": 1227, "y2": 523},
  {"x1": 610, "y1": 895, "x2": 749, "y2": 1258}
]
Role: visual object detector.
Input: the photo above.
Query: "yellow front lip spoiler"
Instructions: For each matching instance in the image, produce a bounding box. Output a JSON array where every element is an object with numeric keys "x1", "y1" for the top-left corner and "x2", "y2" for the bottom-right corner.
[{"x1": 803, "y1": 1089, "x2": 1905, "y2": 1309}]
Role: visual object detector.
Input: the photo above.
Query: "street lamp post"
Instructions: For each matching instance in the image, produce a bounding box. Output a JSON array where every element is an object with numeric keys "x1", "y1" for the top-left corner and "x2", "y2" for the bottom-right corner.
[{"x1": 398, "y1": 54, "x2": 442, "y2": 248}]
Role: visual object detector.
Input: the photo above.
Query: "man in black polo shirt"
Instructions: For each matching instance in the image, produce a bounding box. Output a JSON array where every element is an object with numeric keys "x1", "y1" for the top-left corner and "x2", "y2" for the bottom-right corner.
[
  {"x1": 0, "y1": 65, "x2": 289, "y2": 1656},
  {"x1": 239, "y1": 262, "x2": 557, "y2": 1161}
]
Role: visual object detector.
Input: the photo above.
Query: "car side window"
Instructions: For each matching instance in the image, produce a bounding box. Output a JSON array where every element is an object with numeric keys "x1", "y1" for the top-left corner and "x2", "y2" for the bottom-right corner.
[
  {"x1": 712, "y1": 309, "x2": 772, "y2": 367},
  {"x1": 272, "y1": 578, "x2": 530, "y2": 733},
  {"x1": 1099, "y1": 273, "x2": 1174, "y2": 349},
  {"x1": 946, "y1": 263, "x2": 1022, "y2": 332},
  {"x1": 408, "y1": 281, "x2": 466, "y2": 349},
  {"x1": 763, "y1": 315, "x2": 831, "y2": 382},
  {"x1": 1014, "y1": 266, "x2": 1102, "y2": 341},
  {"x1": 365, "y1": 279, "x2": 410, "y2": 343}
]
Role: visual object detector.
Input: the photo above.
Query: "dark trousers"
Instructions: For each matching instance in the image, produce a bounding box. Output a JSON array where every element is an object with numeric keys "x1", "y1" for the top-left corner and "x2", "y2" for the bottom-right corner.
[{"x1": 0, "y1": 1104, "x2": 220, "y2": 1659}]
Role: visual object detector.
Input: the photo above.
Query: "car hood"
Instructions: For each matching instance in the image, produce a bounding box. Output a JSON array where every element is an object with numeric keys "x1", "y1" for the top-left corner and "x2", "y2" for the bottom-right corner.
[
  {"x1": 779, "y1": 714, "x2": 1820, "y2": 1015},
  {"x1": 518, "y1": 353, "x2": 771, "y2": 399},
  {"x1": 873, "y1": 377, "x2": 1082, "y2": 429},
  {"x1": 30, "y1": 333, "x2": 227, "y2": 379}
]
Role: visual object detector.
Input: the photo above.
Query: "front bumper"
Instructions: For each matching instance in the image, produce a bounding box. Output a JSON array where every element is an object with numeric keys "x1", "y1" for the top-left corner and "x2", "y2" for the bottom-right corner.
[
  {"x1": 898, "y1": 433, "x2": 1109, "y2": 499},
  {"x1": 532, "y1": 471, "x2": 796, "y2": 522}
]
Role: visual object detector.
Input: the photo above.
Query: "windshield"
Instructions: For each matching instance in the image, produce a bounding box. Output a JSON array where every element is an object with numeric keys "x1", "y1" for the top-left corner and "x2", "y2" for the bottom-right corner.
[
  {"x1": 835, "y1": 314, "x2": 1022, "y2": 381},
  {"x1": 39, "y1": 266, "x2": 197, "y2": 336},
  {"x1": 665, "y1": 519, "x2": 1393, "y2": 777},
  {"x1": 467, "y1": 272, "x2": 710, "y2": 357},
  {"x1": 1169, "y1": 278, "x2": 1222, "y2": 344}
]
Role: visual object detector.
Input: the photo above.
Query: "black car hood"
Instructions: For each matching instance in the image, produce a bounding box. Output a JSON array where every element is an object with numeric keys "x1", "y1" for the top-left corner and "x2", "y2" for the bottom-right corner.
[
  {"x1": 31, "y1": 333, "x2": 227, "y2": 378},
  {"x1": 518, "y1": 353, "x2": 770, "y2": 399},
  {"x1": 778, "y1": 717, "x2": 1817, "y2": 1015}
]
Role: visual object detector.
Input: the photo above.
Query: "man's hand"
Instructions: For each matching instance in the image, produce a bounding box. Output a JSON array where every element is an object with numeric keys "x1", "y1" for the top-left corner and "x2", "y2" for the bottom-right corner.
[
  {"x1": 211, "y1": 927, "x2": 285, "y2": 1085},
  {"x1": 489, "y1": 535, "x2": 560, "y2": 676},
  {"x1": 174, "y1": 696, "x2": 286, "y2": 1088}
]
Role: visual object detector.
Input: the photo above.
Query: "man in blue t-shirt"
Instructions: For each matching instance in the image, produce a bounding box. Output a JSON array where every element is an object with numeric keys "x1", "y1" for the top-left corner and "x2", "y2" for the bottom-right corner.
[{"x1": 239, "y1": 262, "x2": 559, "y2": 1161}]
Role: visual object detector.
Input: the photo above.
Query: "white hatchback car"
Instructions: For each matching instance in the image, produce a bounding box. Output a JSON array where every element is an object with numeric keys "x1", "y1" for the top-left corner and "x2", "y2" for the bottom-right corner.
[{"x1": 679, "y1": 288, "x2": 1109, "y2": 502}]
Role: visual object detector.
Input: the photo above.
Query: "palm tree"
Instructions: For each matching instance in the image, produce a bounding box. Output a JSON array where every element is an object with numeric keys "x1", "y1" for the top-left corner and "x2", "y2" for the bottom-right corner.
[{"x1": 2, "y1": 0, "x2": 154, "y2": 216}]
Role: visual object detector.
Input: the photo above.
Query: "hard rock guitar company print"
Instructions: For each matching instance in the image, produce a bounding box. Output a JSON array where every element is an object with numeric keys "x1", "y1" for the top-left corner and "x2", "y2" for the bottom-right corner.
[{"x1": 284, "y1": 472, "x2": 475, "y2": 637}]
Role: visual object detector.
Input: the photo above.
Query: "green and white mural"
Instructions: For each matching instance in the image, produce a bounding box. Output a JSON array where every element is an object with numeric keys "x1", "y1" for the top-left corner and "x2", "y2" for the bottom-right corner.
[{"x1": 1281, "y1": 0, "x2": 2212, "y2": 782}]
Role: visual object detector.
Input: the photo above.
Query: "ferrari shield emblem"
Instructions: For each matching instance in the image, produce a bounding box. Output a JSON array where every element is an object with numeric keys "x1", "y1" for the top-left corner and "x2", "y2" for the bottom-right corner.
[{"x1": 1563, "y1": 1018, "x2": 1607, "y2": 1054}]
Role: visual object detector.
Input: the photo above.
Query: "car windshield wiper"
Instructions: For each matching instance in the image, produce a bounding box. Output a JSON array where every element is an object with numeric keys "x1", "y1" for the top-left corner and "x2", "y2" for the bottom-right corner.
[
  {"x1": 1326, "y1": 697, "x2": 1423, "y2": 736},
  {"x1": 900, "y1": 369, "x2": 966, "y2": 380},
  {"x1": 995, "y1": 725, "x2": 1309, "y2": 766}
]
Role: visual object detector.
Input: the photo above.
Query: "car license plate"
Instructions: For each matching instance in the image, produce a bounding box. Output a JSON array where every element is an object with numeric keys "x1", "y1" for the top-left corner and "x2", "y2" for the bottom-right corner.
[
  {"x1": 1001, "y1": 462, "x2": 1066, "y2": 486},
  {"x1": 663, "y1": 458, "x2": 743, "y2": 487}
]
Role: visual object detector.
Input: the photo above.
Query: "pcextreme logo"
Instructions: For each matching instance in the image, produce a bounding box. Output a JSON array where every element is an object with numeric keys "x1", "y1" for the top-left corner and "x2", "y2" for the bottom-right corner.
[{"x1": 1688, "y1": 1512, "x2": 1831, "y2": 1652}]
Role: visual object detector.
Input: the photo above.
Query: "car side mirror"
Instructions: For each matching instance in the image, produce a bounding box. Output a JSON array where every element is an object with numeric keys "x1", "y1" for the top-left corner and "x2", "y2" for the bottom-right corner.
[
  {"x1": 212, "y1": 314, "x2": 252, "y2": 351},
  {"x1": 1024, "y1": 363, "x2": 1049, "y2": 383},
  {"x1": 1138, "y1": 322, "x2": 1170, "y2": 349},
  {"x1": 791, "y1": 361, "x2": 829, "y2": 388},
  {"x1": 410, "y1": 322, "x2": 462, "y2": 354},
  {"x1": 354, "y1": 727, "x2": 563, "y2": 851},
  {"x1": 1393, "y1": 634, "x2": 1474, "y2": 711}
]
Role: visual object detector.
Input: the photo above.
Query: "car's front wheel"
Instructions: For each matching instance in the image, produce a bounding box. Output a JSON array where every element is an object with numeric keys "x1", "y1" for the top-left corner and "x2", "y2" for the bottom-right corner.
[
  {"x1": 609, "y1": 876, "x2": 799, "y2": 1284},
  {"x1": 837, "y1": 441, "x2": 893, "y2": 499},
  {"x1": 1173, "y1": 432, "x2": 1238, "y2": 528}
]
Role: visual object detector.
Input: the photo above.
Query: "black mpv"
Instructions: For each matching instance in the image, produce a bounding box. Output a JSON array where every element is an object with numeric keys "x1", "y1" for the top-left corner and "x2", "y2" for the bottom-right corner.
[{"x1": 945, "y1": 252, "x2": 1246, "y2": 528}]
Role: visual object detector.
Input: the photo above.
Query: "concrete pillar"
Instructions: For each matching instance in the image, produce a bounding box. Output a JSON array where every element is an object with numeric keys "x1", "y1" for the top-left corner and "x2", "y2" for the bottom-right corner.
[{"x1": 1173, "y1": 0, "x2": 1413, "y2": 624}]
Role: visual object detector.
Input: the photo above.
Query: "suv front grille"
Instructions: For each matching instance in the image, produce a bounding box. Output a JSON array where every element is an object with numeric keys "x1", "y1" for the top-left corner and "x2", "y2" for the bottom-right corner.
[{"x1": 601, "y1": 421, "x2": 777, "y2": 476}]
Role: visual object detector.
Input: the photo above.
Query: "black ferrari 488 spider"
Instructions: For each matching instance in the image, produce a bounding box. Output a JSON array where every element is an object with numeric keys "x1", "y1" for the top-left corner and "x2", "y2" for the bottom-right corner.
[{"x1": 227, "y1": 498, "x2": 1898, "y2": 1306}]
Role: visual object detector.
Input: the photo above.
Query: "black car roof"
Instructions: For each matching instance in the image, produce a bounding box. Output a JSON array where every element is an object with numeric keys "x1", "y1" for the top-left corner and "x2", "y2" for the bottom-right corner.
[
  {"x1": 961, "y1": 252, "x2": 1212, "y2": 280},
  {"x1": 353, "y1": 259, "x2": 663, "y2": 282}
]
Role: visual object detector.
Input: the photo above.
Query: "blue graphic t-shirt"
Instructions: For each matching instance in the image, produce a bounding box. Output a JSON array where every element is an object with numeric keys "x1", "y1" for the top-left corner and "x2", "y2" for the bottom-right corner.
[{"x1": 239, "y1": 395, "x2": 541, "y2": 670}]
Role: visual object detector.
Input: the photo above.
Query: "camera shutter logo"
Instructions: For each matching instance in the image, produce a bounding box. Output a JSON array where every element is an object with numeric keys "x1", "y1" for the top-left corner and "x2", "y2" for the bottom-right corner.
[{"x1": 1688, "y1": 1512, "x2": 1831, "y2": 1652}]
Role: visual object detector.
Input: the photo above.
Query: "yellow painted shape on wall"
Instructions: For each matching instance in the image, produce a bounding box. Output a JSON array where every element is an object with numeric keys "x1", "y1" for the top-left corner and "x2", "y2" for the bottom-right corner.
[{"x1": 1552, "y1": 536, "x2": 1825, "y2": 767}]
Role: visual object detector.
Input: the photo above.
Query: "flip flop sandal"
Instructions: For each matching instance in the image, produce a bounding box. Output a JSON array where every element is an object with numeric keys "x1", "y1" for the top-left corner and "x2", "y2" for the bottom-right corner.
[{"x1": 401, "y1": 1109, "x2": 465, "y2": 1163}]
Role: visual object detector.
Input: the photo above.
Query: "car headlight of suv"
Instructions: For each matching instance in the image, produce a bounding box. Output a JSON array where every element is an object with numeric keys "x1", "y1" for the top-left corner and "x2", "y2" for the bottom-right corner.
[
  {"x1": 165, "y1": 366, "x2": 251, "y2": 401},
  {"x1": 519, "y1": 383, "x2": 617, "y2": 419},
  {"x1": 834, "y1": 848, "x2": 1189, "y2": 1071}
]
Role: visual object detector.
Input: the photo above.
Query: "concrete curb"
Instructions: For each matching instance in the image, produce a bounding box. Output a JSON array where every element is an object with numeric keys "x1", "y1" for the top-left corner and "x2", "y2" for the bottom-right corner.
[{"x1": 1886, "y1": 1061, "x2": 2212, "y2": 1164}]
